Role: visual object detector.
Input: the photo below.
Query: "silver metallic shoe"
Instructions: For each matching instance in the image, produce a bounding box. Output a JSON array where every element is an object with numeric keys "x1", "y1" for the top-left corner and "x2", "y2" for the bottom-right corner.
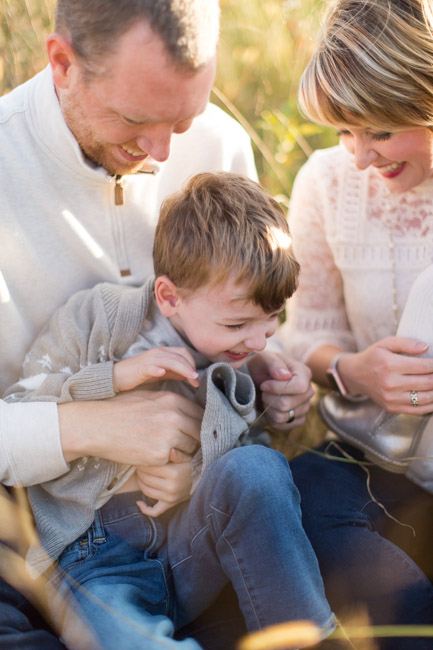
[{"x1": 318, "y1": 392, "x2": 428, "y2": 473}]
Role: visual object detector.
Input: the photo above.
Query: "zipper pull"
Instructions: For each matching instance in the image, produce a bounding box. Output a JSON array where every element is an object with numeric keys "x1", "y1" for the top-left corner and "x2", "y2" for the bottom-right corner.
[{"x1": 114, "y1": 175, "x2": 124, "y2": 205}]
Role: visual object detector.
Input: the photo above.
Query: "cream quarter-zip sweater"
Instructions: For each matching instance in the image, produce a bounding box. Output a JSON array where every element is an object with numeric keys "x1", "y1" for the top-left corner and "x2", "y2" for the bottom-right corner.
[{"x1": 0, "y1": 66, "x2": 257, "y2": 486}]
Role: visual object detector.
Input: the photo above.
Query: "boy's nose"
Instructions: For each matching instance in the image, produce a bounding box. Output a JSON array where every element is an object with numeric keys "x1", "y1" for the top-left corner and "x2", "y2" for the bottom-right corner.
[{"x1": 244, "y1": 331, "x2": 267, "y2": 352}]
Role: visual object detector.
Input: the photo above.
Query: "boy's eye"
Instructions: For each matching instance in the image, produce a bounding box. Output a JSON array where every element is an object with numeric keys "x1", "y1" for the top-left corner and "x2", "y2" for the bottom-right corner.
[
  {"x1": 337, "y1": 129, "x2": 351, "y2": 137},
  {"x1": 225, "y1": 323, "x2": 245, "y2": 331}
]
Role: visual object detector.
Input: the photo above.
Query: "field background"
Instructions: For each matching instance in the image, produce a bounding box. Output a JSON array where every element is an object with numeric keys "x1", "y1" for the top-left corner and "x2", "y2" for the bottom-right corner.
[{"x1": 0, "y1": 0, "x2": 338, "y2": 206}]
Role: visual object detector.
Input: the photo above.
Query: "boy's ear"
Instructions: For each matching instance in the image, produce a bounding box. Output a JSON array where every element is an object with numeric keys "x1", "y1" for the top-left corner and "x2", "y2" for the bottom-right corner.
[
  {"x1": 46, "y1": 33, "x2": 78, "y2": 90},
  {"x1": 154, "y1": 276, "x2": 180, "y2": 317}
]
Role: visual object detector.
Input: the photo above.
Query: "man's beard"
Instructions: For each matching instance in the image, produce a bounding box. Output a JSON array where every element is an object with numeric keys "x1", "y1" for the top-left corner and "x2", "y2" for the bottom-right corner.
[{"x1": 60, "y1": 91, "x2": 146, "y2": 176}]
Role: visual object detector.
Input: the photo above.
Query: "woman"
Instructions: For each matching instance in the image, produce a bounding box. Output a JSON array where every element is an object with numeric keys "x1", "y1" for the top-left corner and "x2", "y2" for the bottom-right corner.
[{"x1": 280, "y1": 0, "x2": 433, "y2": 648}]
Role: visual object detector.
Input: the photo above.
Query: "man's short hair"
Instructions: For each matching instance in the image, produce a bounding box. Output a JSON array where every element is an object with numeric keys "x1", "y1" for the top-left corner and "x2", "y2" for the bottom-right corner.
[
  {"x1": 153, "y1": 172, "x2": 300, "y2": 313},
  {"x1": 55, "y1": 0, "x2": 219, "y2": 72}
]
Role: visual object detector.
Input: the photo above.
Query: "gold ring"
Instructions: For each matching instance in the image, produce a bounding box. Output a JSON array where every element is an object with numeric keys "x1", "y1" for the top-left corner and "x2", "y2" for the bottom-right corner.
[
  {"x1": 287, "y1": 409, "x2": 296, "y2": 423},
  {"x1": 410, "y1": 390, "x2": 419, "y2": 407}
]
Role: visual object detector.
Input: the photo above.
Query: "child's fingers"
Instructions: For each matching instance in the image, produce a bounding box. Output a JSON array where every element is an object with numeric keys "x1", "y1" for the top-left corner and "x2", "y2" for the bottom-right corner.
[
  {"x1": 114, "y1": 346, "x2": 199, "y2": 392},
  {"x1": 136, "y1": 461, "x2": 192, "y2": 502},
  {"x1": 157, "y1": 346, "x2": 197, "y2": 368},
  {"x1": 136, "y1": 499, "x2": 171, "y2": 517},
  {"x1": 155, "y1": 359, "x2": 199, "y2": 384},
  {"x1": 148, "y1": 364, "x2": 198, "y2": 387}
]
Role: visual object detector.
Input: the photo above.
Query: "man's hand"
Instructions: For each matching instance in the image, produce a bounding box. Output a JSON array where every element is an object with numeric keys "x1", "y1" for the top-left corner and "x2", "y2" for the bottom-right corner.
[
  {"x1": 113, "y1": 346, "x2": 199, "y2": 392},
  {"x1": 134, "y1": 459, "x2": 193, "y2": 517},
  {"x1": 58, "y1": 390, "x2": 202, "y2": 466},
  {"x1": 248, "y1": 351, "x2": 314, "y2": 431}
]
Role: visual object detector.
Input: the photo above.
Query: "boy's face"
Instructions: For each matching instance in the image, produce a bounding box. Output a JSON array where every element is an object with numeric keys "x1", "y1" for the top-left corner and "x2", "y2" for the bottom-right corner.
[{"x1": 169, "y1": 277, "x2": 284, "y2": 368}]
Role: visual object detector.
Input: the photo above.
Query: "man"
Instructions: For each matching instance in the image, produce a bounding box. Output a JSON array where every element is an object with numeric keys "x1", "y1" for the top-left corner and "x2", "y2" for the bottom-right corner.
[{"x1": 0, "y1": 1, "x2": 315, "y2": 647}]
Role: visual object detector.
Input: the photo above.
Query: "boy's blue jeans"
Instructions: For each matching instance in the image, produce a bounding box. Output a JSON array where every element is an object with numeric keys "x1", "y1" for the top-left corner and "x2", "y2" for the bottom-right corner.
[{"x1": 48, "y1": 446, "x2": 335, "y2": 650}]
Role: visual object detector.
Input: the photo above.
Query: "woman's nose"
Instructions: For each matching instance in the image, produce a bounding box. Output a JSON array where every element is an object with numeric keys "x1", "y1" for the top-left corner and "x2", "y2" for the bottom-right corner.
[{"x1": 352, "y1": 137, "x2": 379, "y2": 170}]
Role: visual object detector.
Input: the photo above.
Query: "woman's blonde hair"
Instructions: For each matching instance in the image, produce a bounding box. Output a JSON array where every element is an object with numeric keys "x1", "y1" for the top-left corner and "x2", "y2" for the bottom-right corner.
[
  {"x1": 299, "y1": 0, "x2": 433, "y2": 130},
  {"x1": 153, "y1": 172, "x2": 299, "y2": 313}
]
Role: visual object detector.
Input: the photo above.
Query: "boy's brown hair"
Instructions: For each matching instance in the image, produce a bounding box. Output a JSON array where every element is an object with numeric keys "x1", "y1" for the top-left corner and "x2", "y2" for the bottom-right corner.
[{"x1": 153, "y1": 172, "x2": 299, "y2": 313}]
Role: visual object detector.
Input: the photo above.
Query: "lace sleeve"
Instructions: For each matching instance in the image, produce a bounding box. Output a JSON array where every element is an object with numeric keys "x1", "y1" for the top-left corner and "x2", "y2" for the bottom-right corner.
[{"x1": 278, "y1": 152, "x2": 356, "y2": 362}]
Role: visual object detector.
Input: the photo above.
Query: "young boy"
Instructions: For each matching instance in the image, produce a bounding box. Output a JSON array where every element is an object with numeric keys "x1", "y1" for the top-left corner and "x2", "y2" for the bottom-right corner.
[{"x1": 4, "y1": 173, "x2": 335, "y2": 650}]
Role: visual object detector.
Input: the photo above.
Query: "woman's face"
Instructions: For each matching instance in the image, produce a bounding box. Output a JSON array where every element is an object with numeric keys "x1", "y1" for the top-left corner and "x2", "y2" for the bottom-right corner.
[{"x1": 337, "y1": 125, "x2": 433, "y2": 193}]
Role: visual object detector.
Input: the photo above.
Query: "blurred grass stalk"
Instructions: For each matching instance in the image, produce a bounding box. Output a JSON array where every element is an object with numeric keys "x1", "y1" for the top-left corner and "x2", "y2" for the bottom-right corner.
[
  {"x1": 0, "y1": 485, "x2": 100, "y2": 649},
  {"x1": 215, "y1": 0, "x2": 338, "y2": 201}
]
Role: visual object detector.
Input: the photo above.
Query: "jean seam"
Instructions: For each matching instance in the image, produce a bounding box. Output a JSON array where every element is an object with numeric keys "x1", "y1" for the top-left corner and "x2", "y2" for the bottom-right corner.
[
  {"x1": 208, "y1": 503, "x2": 262, "y2": 629},
  {"x1": 220, "y1": 531, "x2": 261, "y2": 629}
]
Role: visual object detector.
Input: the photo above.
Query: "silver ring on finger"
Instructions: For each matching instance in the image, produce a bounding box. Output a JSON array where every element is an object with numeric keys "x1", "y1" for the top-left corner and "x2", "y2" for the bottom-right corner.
[
  {"x1": 410, "y1": 390, "x2": 419, "y2": 407},
  {"x1": 287, "y1": 409, "x2": 296, "y2": 423}
]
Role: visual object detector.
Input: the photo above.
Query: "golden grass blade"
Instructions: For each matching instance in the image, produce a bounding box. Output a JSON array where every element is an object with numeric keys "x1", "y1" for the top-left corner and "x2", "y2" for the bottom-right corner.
[{"x1": 238, "y1": 620, "x2": 321, "y2": 650}]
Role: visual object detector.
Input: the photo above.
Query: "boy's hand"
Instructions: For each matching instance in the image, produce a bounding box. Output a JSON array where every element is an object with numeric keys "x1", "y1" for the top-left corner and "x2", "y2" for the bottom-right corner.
[
  {"x1": 248, "y1": 351, "x2": 314, "y2": 430},
  {"x1": 134, "y1": 459, "x2": 193, "y2": 517},
  {"x1": 113, "y1": 346, "x2": 199, "y2": 392}
]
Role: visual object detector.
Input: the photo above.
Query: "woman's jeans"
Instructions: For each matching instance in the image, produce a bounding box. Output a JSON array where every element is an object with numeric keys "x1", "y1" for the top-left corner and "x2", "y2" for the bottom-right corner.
[
  {"x1": 47, "y1": 446, "x2": 334, "y2": 650},
  {"x1": 291, "y1": 442, "x2": 433, "y2": 650}
]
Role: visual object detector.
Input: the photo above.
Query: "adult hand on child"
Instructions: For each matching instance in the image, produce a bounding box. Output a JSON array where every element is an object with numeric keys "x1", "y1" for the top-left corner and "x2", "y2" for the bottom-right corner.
[
  {"x1": 336, "y1": 336, "x2": 433, "y2": 413},
  {"x1": 247, "y1": 351, "x2": 314, "y2": 431},
  {"x1": 113, "y1": 346, "x2": 199, "y2": 392},
  {"x1": 59, "y1": 390, "x2": 202, "y2": 467},
  {"x1": 135, "y1": 458, "x2": 193, "y2": 517}
]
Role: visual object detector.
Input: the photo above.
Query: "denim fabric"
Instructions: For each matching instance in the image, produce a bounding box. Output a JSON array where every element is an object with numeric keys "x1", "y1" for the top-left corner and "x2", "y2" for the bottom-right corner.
[
  {"x1": 46, "y1": 445, "x2": 334, "y2": 650},
  {"x1": 291, "y1": 442, "x2": 433, "y2": 650},
  {"x1": 0, "y1": 574, "x2": 244, "y2": 650},
  {"x1": 0, "y1": 575, "x2": 66, "y2": 649},
  {"x1": 174, "y1": 584, "x2": 246, "y2": 650}
]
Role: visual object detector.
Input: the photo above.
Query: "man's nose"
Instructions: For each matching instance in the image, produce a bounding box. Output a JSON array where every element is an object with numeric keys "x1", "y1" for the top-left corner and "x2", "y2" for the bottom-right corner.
[{"x1": 136, "y1": 125, "x2": 173, "y2": 163}]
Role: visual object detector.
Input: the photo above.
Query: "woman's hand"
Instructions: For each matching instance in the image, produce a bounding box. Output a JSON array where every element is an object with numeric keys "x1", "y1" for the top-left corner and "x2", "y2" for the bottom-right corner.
[
  {"x1": 247, "y1": 351, "x2": 314, "y2": 431},
  {"x1": 134, "y1": 458, "x2": 193, "y2": 517},
  {"x1": 338, "y1": 336, "x2": 433, "y2": 413},
  {"x1": 113, "y1": 346, "x2": 199, "y2": 392}
]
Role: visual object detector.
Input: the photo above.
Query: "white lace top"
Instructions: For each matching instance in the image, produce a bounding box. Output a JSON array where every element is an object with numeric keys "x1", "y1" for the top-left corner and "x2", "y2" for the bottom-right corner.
[
  {"x1": 279, "y1": 145, "x2": 433, "y2": 492},
  {"x1": 280, "y1": 145, "x2": 433, "y2": 362}
]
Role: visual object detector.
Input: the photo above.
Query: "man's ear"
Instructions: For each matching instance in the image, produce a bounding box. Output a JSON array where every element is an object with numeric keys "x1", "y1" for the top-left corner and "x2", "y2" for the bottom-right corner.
[
  {"x1": 46, "y1": 33, "x2": 77, "y2": 90},
  {"x1": 154, "y1": 276, "x2": 180, "y2": 317}
]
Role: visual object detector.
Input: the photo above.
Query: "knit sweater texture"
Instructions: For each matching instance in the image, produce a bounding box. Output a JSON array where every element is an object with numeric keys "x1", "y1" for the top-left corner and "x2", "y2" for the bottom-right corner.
[
  {"x1": 0, "y1": 66, "x2": 257, "y2": 486},
  {"x1": 279, "y1": 145, "x2": 433, "y2": 493},
  {"x1": 4, "y1": 278, "x2": 257, "y2": 574}
]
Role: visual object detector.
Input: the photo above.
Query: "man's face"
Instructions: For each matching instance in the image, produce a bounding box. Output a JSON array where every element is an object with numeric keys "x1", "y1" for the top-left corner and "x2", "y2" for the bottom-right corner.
[{"x1": 57, "y1": 21, "x2": 217, "y2": 175}]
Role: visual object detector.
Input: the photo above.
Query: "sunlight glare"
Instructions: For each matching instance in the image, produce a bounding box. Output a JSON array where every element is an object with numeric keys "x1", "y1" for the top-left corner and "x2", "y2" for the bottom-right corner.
[
  {"x1": 267, "y1": 225, "x2": 292, "y2": 251},
  {"x1": 0, "y1": 271, "x2": 10, "y2": 303},
  {"x1": 62, "y1": 210, "x2": 104, "y2": 259}
]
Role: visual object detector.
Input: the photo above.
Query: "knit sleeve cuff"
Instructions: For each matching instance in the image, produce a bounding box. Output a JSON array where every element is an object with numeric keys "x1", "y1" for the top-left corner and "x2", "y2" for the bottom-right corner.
[{"x1": 63, "y1": 361, "x2": 116, "y2": 401}]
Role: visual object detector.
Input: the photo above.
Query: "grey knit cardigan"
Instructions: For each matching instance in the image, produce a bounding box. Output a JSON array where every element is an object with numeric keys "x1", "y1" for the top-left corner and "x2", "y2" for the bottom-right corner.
[{"x1": 4, "y1": 277, "x2": 256, "y2": 574}]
